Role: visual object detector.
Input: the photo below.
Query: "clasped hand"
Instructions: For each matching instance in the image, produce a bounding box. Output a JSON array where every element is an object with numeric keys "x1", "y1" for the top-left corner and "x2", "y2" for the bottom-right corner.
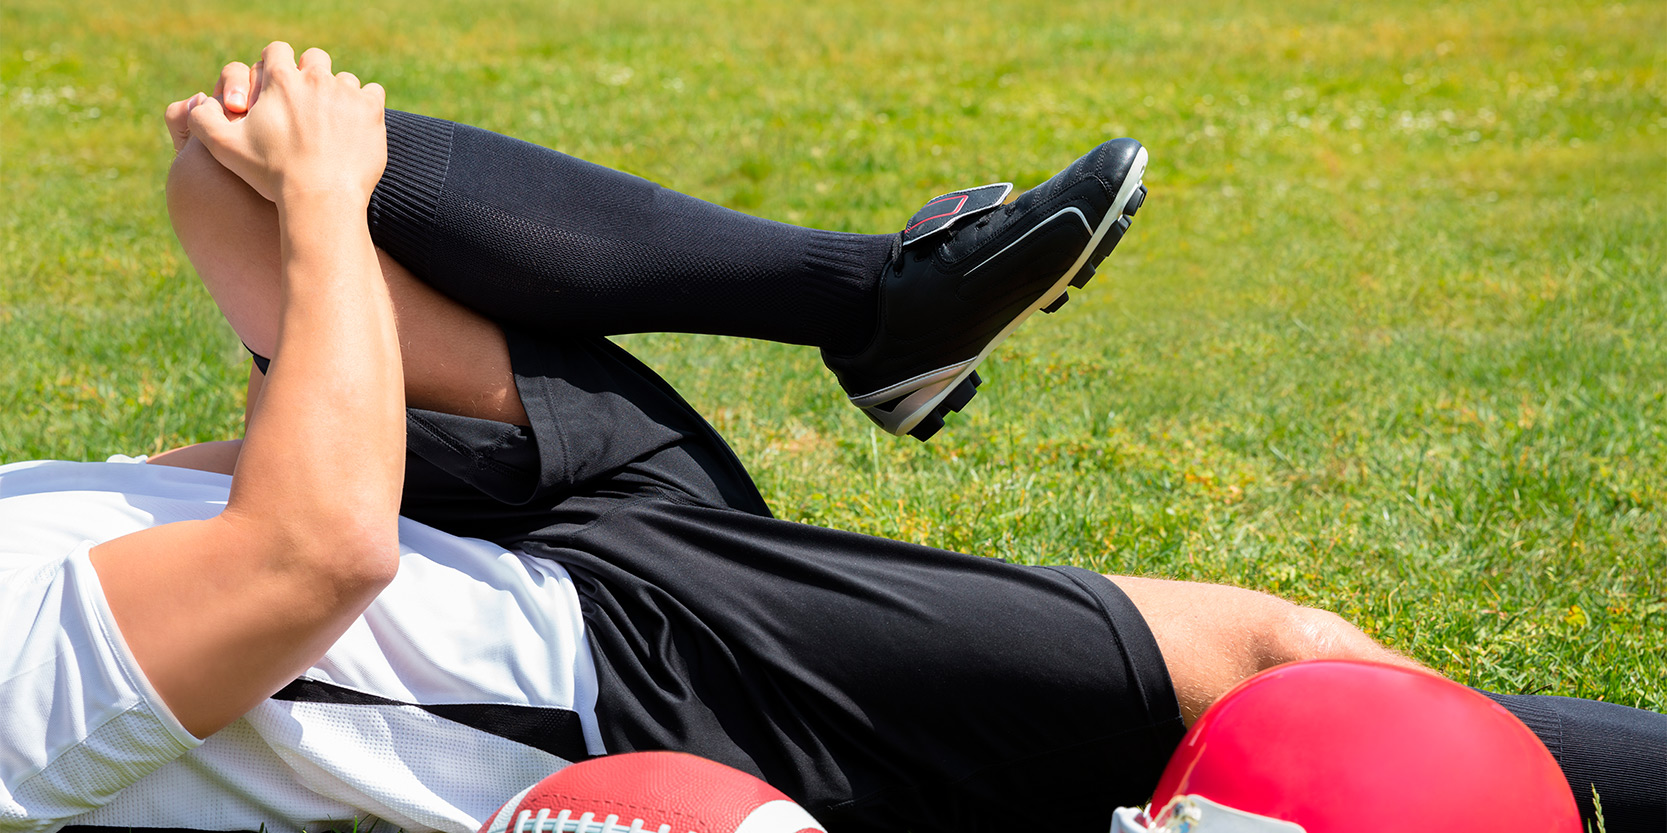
[{"x1": 165, "y1": 42, "x2": 386, "y2": 206}]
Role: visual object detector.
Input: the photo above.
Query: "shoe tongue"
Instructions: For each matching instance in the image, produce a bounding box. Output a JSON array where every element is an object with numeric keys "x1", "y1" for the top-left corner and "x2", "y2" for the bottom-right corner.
[{"x1": 899, "y1": 182, "x2": 1012, "y2": 249}]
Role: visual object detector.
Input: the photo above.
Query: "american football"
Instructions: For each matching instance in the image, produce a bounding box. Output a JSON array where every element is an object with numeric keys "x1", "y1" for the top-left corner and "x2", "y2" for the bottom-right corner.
[{"x1": 479, "y1": 752, "x2": 828, "y2": 833}]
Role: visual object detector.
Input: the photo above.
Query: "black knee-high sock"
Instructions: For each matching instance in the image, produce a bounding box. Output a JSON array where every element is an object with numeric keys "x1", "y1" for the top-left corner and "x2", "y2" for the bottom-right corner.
[
  {"x1": 1480, "y1": 690, "x2": 1666, "y2": 832},
  {"x1": 369, "y1": 110, "x2": 894, "y2": 353}
]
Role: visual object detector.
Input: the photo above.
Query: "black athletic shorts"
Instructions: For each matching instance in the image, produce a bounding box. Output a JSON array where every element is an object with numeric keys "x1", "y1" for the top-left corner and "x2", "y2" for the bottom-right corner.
[{"x1": 377, "y1": 329, "x2": 1186, "y2": 832}]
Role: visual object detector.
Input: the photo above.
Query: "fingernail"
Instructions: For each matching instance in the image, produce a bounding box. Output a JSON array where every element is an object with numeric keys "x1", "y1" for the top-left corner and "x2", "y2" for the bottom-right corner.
[
  {"x1": 227, "y1": 91, "x2": 245, "y2": 108},
  {"x1": 188, "y1": 92, "x2": 206, "y2": 110}
]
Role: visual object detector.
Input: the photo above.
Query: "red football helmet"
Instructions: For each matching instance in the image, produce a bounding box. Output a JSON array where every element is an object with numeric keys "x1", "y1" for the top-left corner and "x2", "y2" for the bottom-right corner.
[{"x1": 1112, "y1": 660, "x2": 1580, "y2": 833}]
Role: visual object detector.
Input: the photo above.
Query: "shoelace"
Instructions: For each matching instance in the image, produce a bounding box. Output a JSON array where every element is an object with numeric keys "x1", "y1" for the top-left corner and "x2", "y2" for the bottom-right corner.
[{"x1": 511, "y1": 808, "x2": 684, "y2": 833}]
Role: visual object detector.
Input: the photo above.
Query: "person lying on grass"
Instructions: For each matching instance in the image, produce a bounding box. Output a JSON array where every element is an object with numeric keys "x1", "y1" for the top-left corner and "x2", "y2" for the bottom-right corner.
[{"x1": 2, "y1": 42, "x2": 1661, "y2": 833}]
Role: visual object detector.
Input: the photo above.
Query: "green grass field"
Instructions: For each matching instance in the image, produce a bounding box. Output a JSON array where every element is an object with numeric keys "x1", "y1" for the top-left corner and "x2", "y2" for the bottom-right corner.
[{"x1": 3, "y1": 0, "x2": 1662, "y2": 709}]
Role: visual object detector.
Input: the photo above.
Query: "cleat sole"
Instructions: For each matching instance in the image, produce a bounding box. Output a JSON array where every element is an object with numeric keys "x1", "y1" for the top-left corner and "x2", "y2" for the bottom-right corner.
[
  {"x1": 856, "y1": 146, "x2": 1149, "y2": 439},
  {"x1": 1041, "y1": 292, "x2": 1070, "y2": 314}
]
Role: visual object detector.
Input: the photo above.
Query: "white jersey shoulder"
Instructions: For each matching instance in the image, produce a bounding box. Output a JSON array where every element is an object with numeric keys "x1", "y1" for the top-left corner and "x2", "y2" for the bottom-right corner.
[{"x1": 0, "y1": 460, "x2": 600, "y2": 833}]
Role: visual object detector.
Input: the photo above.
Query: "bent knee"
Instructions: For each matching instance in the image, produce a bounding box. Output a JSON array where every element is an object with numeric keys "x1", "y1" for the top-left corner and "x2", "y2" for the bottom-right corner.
[
  {"x1": 165, "y1": 137, "x2": 222, "y2": 208},
  {"x1": 1109, "y1": 575, "x2": 1423, "y2": 723},
  {"x1": 1266, "y1": 603, "x2": 1356, "y2": 664},
  {"x1": 1265, "y1": 601, "x2": 1420, "y2": 673},
  {"x1": 166, "y1": 138, "x2": 260, "y2": 233}
]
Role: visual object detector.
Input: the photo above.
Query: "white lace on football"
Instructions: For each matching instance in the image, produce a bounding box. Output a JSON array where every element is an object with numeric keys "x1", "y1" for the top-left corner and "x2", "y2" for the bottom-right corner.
[
  {"x1": 512, "y1": 808, "x2": 686, "y2": 833},
  {"x1": 1110, "y1": 796, "x2": 1307, "y2": 833}
]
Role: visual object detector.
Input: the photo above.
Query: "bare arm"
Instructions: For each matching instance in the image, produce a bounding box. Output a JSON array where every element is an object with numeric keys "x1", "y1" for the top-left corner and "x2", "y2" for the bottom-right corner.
[
  {"x1": 147, "y1": 439, "x2": 244, "y2": 475},
  {"x1": 90, "y1": 43, "x2": 401, "y2": 738}
]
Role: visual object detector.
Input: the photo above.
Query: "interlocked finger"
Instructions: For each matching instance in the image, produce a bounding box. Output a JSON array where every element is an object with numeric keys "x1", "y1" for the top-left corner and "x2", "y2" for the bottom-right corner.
[
  {"x1": 298, "y1": 47, "x2": 332, "y2": 75},
  {"x1": 251, "y1": 60, "x2": 265, "y2": 106},
  {"x1": 259, "y1": 42, "x2": 298, "y2": 77},
  {"x1": 215, "y1": 61, "x2": 254, "y2": 112},
  {"x1": 164, "y1": 95, "x2": 201, "y2": 151}
]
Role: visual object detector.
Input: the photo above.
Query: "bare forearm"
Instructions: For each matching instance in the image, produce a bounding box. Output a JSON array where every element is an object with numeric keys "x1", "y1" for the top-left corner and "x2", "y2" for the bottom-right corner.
[
  {"x1": 228, "y1": 196, "x2": 404, "y2": 539},
  {"x1": 96, "y1": 196, "x2": 402, "y2": 736},
  {"x1": 148, "y1": 440, "x2": 243, "y2": 475}
]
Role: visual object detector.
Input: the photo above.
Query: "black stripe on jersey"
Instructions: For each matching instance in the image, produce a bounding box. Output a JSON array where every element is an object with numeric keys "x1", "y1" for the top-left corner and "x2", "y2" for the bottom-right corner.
[
  {"x1": 273, "y1": 677, "x2": 591, "y2": 761},
  {"x1": 63, "y1": 828, "x2": 220, "y2": 833}
]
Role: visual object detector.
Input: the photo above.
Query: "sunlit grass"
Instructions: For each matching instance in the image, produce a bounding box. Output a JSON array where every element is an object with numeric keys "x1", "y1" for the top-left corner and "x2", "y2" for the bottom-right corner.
[{"x1": 2, "y1": 0, "x2": 1662, "y2": 708}]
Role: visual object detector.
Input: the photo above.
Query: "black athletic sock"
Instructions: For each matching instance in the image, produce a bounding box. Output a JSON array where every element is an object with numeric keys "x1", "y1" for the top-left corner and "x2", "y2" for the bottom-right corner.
[
  {"x1": 370, "y1": 110, "x2": 894, "y2": 353},
  {"x1": 1480, "y1": 690, "x2": 1666, "y2": 832}
]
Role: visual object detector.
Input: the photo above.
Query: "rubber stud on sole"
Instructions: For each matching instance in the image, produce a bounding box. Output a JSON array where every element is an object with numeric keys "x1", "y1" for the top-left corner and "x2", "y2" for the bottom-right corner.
[
  {"x1": 1070, "y1": 262, "x2": 1097, "y2": 289},
  {"x1": 907, "y1": 373, "x2": 984, "y2": 441},
  {"x1": 942, "y1": 376, "x2": 979, "y2": 412},
  {"x1": 1124, "y1": 184, "x2": 1147, "y2": 216},
  {"x1": 908, "y1": 413, "x2": 945, "y2": 441},
  {"x1": 1041, "y1": 293, "x2": 1070, "y2": 314},
  {"x1": 1092, "y1": 222, "x2": 1127, "y2": 262}
]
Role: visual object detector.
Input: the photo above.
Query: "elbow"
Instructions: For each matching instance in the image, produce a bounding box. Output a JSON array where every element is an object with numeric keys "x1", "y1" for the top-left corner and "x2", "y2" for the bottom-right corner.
[
  {"x1": 313, "y1": 516, "x2": 402, "y2": 595},
  {"x1": 238, "y1": 510, "x2": 403, "y2": 603}
]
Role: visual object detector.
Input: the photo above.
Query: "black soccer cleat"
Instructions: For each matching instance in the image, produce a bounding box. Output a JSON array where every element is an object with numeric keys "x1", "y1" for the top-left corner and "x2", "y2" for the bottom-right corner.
[{"x1": 823, "y1": 138, "x2": 1149, "y2": 440}]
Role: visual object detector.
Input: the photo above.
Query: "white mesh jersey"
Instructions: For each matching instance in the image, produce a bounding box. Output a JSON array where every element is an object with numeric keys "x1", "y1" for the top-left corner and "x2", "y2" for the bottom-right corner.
[{"x1": 0, "y1": 460, "x2": 604, "y2": 833}]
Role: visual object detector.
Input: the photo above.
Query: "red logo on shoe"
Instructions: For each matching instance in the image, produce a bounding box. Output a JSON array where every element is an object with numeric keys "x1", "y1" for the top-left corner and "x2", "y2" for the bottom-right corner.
[{"x1": 904, "y1": 194, "x2": 970, "y2": 233}]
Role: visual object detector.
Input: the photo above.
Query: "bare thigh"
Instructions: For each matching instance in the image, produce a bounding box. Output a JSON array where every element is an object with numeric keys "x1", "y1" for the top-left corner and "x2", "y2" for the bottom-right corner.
[{"x1": 167, "y1": 137, "x2": 527, "y2": 425}]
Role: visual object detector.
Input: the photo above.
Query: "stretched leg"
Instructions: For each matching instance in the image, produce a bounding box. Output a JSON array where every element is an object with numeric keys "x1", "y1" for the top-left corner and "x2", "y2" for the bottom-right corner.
[
  {"x1": 166, "y1": 134, "x2": 1664, "y2": 825},
  {"x1": 1480, "y1": 690, "x2": 1666, "y2": 829},
  {"x1": 1121, "y1": 574, "x2": 1666, "y2": 830}
]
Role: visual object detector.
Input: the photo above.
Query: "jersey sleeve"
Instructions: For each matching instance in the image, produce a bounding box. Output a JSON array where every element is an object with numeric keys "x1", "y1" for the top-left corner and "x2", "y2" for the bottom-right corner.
[{"x1": 0, "y1": 543, "x2": 202, "y2": 830}]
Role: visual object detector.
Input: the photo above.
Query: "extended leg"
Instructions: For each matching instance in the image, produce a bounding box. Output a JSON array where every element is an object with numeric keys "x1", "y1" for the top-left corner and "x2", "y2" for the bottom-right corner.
[
  {"x1": 1119, "y1": 574, "x2": 1666, "y2": 831},
  {"x1": 1480, "y1": 690, "x2": 1666, "y2": 829}
]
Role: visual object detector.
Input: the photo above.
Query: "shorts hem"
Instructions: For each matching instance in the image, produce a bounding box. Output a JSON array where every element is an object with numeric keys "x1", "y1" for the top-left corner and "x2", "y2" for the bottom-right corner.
[{"x1": 1050, "y1": 565, "x2": 1186, "y2": 743}]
